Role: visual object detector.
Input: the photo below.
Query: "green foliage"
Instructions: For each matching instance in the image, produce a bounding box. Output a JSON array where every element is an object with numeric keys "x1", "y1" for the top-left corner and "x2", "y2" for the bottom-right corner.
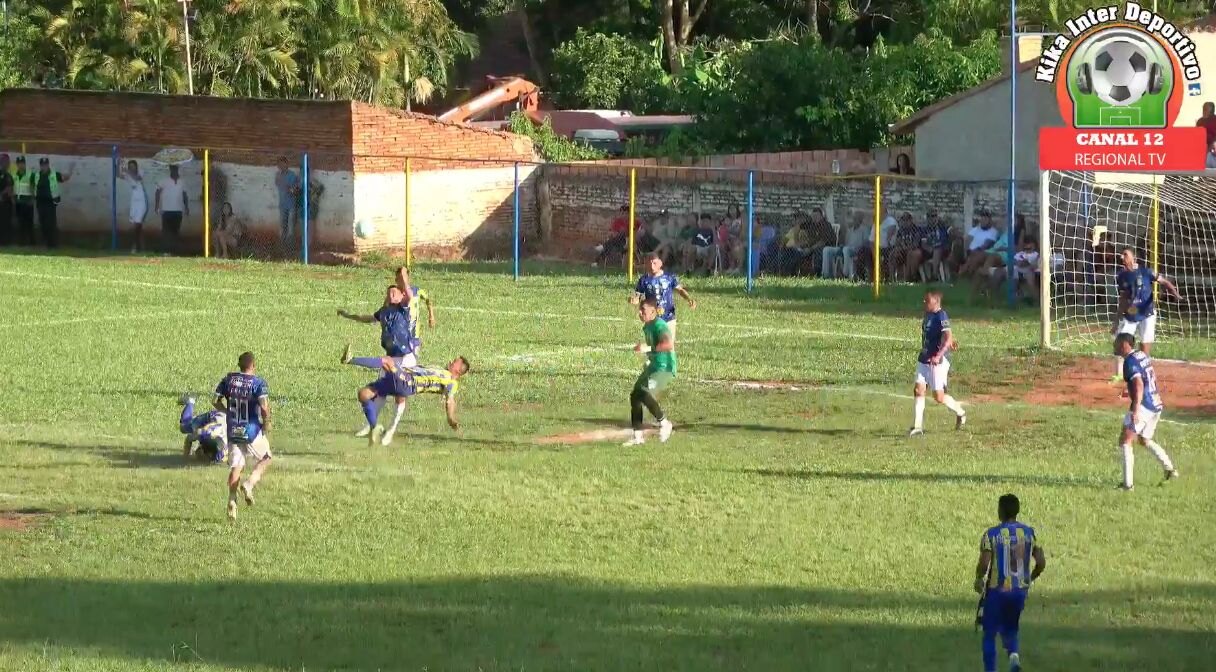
[
  {"x1": 507, "y1": 110, "x2": 605, "y2": 162},
  {"x1": 550, "y1": 29, "x2": 667, "y2": 110}
]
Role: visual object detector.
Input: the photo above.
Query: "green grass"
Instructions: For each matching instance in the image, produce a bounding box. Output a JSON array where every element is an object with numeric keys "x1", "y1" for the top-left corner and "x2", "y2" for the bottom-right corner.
[{"x1": 1, "y1": 252, "x2": 1214, "y2": 672}]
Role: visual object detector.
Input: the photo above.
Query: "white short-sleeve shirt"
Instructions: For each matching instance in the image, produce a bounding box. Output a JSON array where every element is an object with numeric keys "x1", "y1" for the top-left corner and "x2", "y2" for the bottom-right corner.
[
  {"x1": 157, "y1": 177, "x2": 187, "y2": 213},
  {"x1": 967, "y1": 226, "x2": 999, "y2": 251}
]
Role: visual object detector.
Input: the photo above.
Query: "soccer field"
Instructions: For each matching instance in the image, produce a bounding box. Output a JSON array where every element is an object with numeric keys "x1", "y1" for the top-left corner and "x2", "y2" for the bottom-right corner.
[{"x1": 1, "y1": 252, "x2": 1214, "y2": 671}]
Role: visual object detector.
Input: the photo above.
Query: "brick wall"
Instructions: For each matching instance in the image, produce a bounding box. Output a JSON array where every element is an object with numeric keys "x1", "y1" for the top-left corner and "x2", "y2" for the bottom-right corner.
[
  {"x1": 350, "y1": 102, "x2": 535, "y2": 172},
  {"x1": 589, "y1": 145, "x2": 915, "y2": 175}
]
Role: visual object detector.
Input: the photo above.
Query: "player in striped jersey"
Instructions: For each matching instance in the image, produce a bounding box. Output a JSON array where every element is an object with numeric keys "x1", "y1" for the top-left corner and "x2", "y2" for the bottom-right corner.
[
  {"x1": 178, "y1": 395, "x2": 227, "y2": 463},
  {"x1": 356, "y1": 356, "x2": 469, "y2": 446},
  {"x1": 974, "y1": 494, "x2": 1046, "y2": 672}
]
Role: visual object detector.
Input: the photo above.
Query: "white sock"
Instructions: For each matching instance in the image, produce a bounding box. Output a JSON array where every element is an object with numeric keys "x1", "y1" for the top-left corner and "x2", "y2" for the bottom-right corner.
[
  {"x1": 387, "y1": 402, "x2": 406, "y2": 433},
  {"x1": 913, "y1": 396, "x2": 926, "y2": 429},
  {"x1": 633, "y1": 430, "x2": 644, "y2": 442},
  {"x1": 941, "y1": 394, "x2": 965, "y2": 417},
  {"x1": 1121, "y1": 443, "x2": 1134, "y2": 488},
  {"x1": 1144, "y1": 440, "x2": 1174, "y2": 471}
]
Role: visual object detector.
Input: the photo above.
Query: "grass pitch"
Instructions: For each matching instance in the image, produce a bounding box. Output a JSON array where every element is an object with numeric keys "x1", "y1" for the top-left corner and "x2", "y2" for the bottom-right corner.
[{"x1": 1, "y1": 252, "x2": 1214, "y2": 671}]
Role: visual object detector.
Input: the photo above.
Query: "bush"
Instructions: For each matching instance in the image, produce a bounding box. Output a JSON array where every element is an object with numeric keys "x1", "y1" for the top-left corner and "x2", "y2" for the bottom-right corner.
[
  {"x1": 550, "y1": 29, "x2": 667, "y2": 111},
  {"x1": 508, "y1": 111, "x2": 605, "y2": 162}
]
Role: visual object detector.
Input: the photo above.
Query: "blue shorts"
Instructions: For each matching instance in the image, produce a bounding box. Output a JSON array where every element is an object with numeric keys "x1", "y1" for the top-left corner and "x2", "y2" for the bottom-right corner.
[
  {"x1": 982, "y1": 590, "x2": 1027, "y2": 637},
  {"x1": 370, "y1": 372, "x2": 415, "y2": 399}
]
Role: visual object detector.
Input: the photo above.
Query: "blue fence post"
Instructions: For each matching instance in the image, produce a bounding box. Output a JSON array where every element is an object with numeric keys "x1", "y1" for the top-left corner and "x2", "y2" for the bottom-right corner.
[
  {"x1": 746, "y1": 170, "x2": 755, "y2": 294},
  {"x1": 1006, "y1": 0, "x2": 1018, "y2": 307},
  {"x1": 302, "y1": 153, "x2": 310, "y2": 265},
  {"x1": 110, "y1": 145, "x2": 118, "y2": 251},
  {"x1": 513, "y1": 161, "x2": 521, "y2": 281}
]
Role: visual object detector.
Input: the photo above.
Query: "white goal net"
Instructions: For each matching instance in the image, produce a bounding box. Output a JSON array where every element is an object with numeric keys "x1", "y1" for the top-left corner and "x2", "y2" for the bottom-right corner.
[{"x1": 1042, "y1": 170, "x2": 1216, "y2": 360}]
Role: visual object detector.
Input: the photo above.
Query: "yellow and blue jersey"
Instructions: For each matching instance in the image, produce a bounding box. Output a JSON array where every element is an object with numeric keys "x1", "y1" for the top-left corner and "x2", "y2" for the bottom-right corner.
[
  {"x1": 405, "y1": 365, "x2": 458, "y2": 397},
  {"x1": 405, "y1": 285, "x2": 430, "y2": 344},
  {"x1": 981, "y1": 522, "x2": 1037, "y2": 593}
]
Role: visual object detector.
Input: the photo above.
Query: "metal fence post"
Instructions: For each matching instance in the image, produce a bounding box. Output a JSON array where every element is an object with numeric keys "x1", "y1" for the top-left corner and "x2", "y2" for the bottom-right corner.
[
  {"x1": 628, "y1": 168, "x2": 637, "y2": 283},
  {"x1": 110, "y1": 145, "x2": 118, "y2": 251},
  {"x1": 404, "y1": 158, "x2": 412, "y2": 268},
  {"x1": 203, "y1": 149, "x2": 210, "y2": 258},
  {"x1": 873, "y1": 175, "x2": 882, "y2": 299},
  {"x1": 302, "y1": 152, "x2": 310, "y2": 265},
  {"x1": 513, "y1": 161, "x2": 521, "y2": 281}
]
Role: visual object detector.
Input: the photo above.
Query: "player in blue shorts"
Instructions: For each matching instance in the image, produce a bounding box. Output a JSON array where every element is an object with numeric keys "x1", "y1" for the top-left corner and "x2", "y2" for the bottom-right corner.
[
  {"x1": 910, "y1": 289, "x2": 966, "y2": 436},
  {"x1": 1111, "y1": 248, "x2": 1180, "y2": 378},
  {"x1": 974, "y1": 494, "x2": 1046, "y2": 672},
  {"x1": 214, "y1": 352, "x2": 272, "y2": 521},
  {"x1": 339, "y1": 285, "x2": 420, "y2": 438},
  {"x1": 178, "y1": 394, "x2": 227, "y2": 464},
  {"x1": 356, "y1": 356, "x2": 470, "y2": 446},
  {"x1": 630, "y1": 253, "x2": 695, "y2": 342},
  {"x1": 1114, "y1": 333, "x2": 1178, "y2": 490}
]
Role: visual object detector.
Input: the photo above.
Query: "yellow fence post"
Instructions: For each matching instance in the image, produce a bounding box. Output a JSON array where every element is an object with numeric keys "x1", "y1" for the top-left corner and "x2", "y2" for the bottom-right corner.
[
  {"x1": 628, "y1": 168, "x2": 637, "y2": 283},
  {"x1": 1151, "y1": 180, "x2": 1160, "y2": 302},
  {"x1": 873, "y1": 175, "x2": 882, "y2": 299},
  {"x1": 405, "y1": 158, "x2": 412, "y2": 268},
  {"x1": 20, "y1": 142, "x2": 26, "y2": 156},
  {"x1": 203, "y1": 149, "x2": 211, "y2": 258}
]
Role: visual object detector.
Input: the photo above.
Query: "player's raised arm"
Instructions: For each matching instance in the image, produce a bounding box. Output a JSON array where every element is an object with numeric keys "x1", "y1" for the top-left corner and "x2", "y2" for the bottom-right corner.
[
  {"x1": 1030, "y1": 545, "x2": 1047, "y2": 583},
  {"x1": 1157, "y1": 273, "x2": 1183, "y2": 300},
  {"x1": 337, "y1": 309, "x2": 376, "y2": 324}
]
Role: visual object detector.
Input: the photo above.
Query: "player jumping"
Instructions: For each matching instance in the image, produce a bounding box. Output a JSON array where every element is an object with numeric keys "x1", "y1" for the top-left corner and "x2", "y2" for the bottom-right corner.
[
  {"x1": 910, "y1": 289, "x2": 966, "y2": 436},
  {"x1": 356, "y1": 356, "x2": 469, "y2": 446},
  {"x1": 974, "y1": 493, "x2": 1047, "y2": 672},
  {"x1": 1114, "y1": 333, "x2": 1178, "y2": 490},
  {"x1": 178, "y1": 395, "x2": 227, "y2": 464},
  {"x1": 214, "y1": 352, "x2": 272, "y2": 521},
  {"x1": 624, "y1": 299, "x2": 675, "y2": 446},
  {"x1": 339, "y1": 285, "x2": 422, "y2": 437},
  {"x1": 630, "y1": 253, "x2": 695, "y2": 342},
  {"x1": 1111, "y1": 248, "x2": 1181, "y2": 379}
]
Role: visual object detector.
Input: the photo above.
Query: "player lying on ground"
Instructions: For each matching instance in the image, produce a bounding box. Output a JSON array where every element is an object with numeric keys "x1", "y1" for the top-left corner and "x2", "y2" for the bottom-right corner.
[
  {"x1": 975, "y1": 493, "x2": 1046, "y2": 672},
  {"x1": 1111, "y1": 247, "x2": 1181, "y2": 378},
  {"x1": 624, "y1": 299, "x2": 676, "y2": 446},
  {"x1": 214, "y1": 351, "x2": 272, "y2": 521},
  {"x1": 356, "y1": 356, "x2": 470, "y2": 446},
  {"x1": 1114, "y1": 333, "x2": 1178, "y2": 490},
  {"x1": 630, "y1": 253, "x2": 695, "y2": 343},
  {"x1": 178, "y1": 395, "x2": 227, "y2": 464},
  {"x1": 909, "y1": 289, "x2": 966, "y2": 436}
]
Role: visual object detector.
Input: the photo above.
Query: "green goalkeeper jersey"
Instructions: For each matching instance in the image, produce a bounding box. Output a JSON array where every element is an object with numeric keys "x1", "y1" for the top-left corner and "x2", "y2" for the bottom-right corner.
[{"x1": 643, "y1": 318, "x2": 676, "y2": 374}]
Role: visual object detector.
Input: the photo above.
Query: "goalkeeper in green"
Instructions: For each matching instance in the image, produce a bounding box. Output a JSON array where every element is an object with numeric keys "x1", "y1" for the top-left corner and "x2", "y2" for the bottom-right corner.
[{"x1": 624, "y1": 299, "x2": 676, "y2": 446}]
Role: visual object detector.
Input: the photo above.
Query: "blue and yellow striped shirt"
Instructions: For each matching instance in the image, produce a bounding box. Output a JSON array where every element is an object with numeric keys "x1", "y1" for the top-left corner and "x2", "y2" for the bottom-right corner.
[
  {"x1": 405, "y1": 365, "x2": 458, "y2": 398},
  {"x1": 981, "y1": 522, "x2": 1037, "y2": 593}
]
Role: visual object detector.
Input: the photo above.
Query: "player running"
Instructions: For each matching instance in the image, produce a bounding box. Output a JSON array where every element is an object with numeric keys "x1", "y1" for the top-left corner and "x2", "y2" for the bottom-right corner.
[
  {"x1": 974, "y1": 494, "x2": 1047, "y2": 672},
  {"x1": 178, "y1": 394, "x2": 227, "y2": 464},
  {"x1": 214, "y1": 352, "x2": 272, "y2": 521},
  {"x1": 630, "y1": 253, "x2": 695, "y2": 342},
  {"x1": 1111, "y1": 248, "x2": 1181, "y2": 379},
  {"x1": 356, "y1": 356, "x2": 469, "y2": 446},
  {"x1": 1114, "y1": 333, "x2": 1179, "y2": 490},
  {"x1": 624, "y1": 299, "x2": 675, "y2": 446},
  {"x1": 910, "y1": 289, "x2": 966, "y2": 436}
]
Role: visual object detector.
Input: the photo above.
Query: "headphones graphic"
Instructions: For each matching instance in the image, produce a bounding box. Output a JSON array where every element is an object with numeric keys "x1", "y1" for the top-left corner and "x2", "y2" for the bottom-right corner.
[{"x1": 1075, "y1": 34, "x2": 1165, "y2": 98}]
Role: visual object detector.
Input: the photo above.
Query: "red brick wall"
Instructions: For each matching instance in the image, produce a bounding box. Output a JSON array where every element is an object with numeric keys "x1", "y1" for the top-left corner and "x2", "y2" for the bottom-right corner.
[
  {"x1": 589, "y1": 146, "x2": 915, "y2": 175},
  {"x1": 350, "y1": 102, "x2": 535, "y2": 173}
]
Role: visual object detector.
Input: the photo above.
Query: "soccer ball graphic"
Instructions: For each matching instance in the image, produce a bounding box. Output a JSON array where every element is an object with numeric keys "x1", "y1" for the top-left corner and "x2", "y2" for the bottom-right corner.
[{"x1": 1090, "y1": 39, "x2": 1152, "y2": 107}]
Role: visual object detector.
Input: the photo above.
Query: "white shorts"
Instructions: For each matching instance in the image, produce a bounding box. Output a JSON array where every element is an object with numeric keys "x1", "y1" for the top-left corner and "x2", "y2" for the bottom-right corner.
[
  {"x1": 227, "y1": 433, "x2": 271, "y2": 471},
  {"x1": 1123, "y1": 410, "x2": 1162, "y2": 440},
  {"x1": 1117, "y1": 314, "x2": 1157, "y2": 344},
  {"x1": 392, "y1": 353, "x2": 418, "y2": 368},
  {"x1": 915, "y1": 360, "x2": 951, "y2": 391}
]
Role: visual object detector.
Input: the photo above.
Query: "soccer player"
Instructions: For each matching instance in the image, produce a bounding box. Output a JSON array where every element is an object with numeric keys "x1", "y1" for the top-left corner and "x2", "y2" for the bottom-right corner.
[
  {"x1": 974, "y1": 494, "x2": 1047, "y2": 672},
  {"x1": 339, "y1": 284, "x2": 424, "y2": 439},
  {"x1": 624, "y1": 299, "x2": 676, "y2": 446},
  {"x1": 1111, "y1": 248, "x2": 1181, "y2": 378},
  {"x1": 356, "y1": 356, "x2": 469, "y2": 446},
  {"x1": 1114, "y1": 333, "x2": 1179, "y2": 490},
  {"x1": 214, "y1": 352, "x2": 272, "y2": 521},
  {"x1": 630, "y1": 253, "x2": 695, "y2": 342},
  {"x1": 395, "y1": 266, "x2": 437, "y2": 345},
  {"x1": 178, "y1": 395, "x2": 227, "y2": 464},
  {"x1": 910, "y1": 289, "x2": 966, "y2": 436}
]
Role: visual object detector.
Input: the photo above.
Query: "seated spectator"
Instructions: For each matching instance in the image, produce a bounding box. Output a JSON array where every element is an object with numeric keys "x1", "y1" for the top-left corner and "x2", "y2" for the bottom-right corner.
[
  {"x1": 887, "y1": 212, "x2": 920, "y2": 281},
  {"x1": 1013, "y1": 239, "x2": 1041, "y2": 303},
  {"x1": 959, "y1": 210, "x2": 1000, "y2": 278},
  {"x1": 684, "y1": 213, "x2": 717, "y2": 273},
  {"x1": 593, "y1": 205, "x2": 642, "y2": 267},
  {"x1": 213, "y1": 201, "x2": 245, "y2": 259},
  {"x1": 923, "y1": 209, "x2": 952, "y2": 281},
  {"x1": 804, "y1": 207, "x2": 837, "y2": 276},
  {"x1": 779, "y1": 219, "x2": 812, "y2": 276},
  {"x1": 972, "y1": 224, "x2": 1012, "y2": 301},
  {"x1": 756, "y1": 219, "x2": 780, "y2": 275},
  {"x1": 855, "y1": 210, "x2": 898, "y2": 281},
  {"x1": 824, "y1": 213, "x2": 869, "y2": 279}
]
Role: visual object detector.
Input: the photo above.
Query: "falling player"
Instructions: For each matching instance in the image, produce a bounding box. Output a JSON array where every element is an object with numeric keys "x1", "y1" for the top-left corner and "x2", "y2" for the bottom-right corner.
[
  {"x1": 1111, "y1": 248, "x2": 1181, "y2": 379},
  {"x1": 1114, "y1": 333, "x2": 1178, "y2": 490},
  {"x1": 910, "y1": 289, "x2": 966, "y2": 436},
  {"x1": 214, "y1": 352, "x2": 272, "y2": 521},
  {"x1": 974, "y1": 494, "x2": 1047, "y2": 672},
  {"x1": 630, "y1": 253, "x2": 695, "y2": 342},
  {"x1": 623, "y1": 299, "x2": 675, "y2": 446},
  {"x1": 178, "y1": 394, "x2": 227, "y2": 464},
  {"x1": 356, "y1": 356, "x2": 469, "y2": 446}
]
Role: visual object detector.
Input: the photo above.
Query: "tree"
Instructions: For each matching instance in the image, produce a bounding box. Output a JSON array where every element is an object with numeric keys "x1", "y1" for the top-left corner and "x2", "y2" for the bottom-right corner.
[
  {"x1": 550, "y1": 30, "x2": 665, "y2": 109},
  {"x1": 659, "y1": 0, "x2": 709, "y2": 72}
]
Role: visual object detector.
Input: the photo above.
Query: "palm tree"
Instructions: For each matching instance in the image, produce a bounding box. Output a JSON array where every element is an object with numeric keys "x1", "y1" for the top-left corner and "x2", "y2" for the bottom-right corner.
[{"x1": 193, "y1": 0, "x2": 301, "y2": 97}]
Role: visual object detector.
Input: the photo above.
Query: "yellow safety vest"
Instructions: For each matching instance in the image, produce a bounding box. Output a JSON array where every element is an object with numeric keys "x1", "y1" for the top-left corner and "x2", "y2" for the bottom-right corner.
[
  {"x1": 11, "y1": 170, "x2": 33, "y2": 198},
  {"x1": 37, "y1": 171, "x2": 60, "y2": 201}
]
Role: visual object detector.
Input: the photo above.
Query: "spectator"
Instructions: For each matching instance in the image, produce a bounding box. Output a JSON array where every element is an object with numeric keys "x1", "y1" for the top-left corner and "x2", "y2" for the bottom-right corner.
[
  {"x1": 887, "y1": 212, "x2": 920, "y2": 280},
  {"x1": 685, "y1": 213, "x2": 717, "y2": 273},
  {"x1": 118, "y1": 157, "x2": 148, "y2": 253},
  {"x1": 275, "y1": 156, "x2": 301, "y2": 241},
  {"x1": 716, "y1": 216, "x2": 735, "y2": 272},
  {"x1": 593, "y1": 205, "x2": 639, "y2": 267},
  {"x1": 972, "y1": 224, "x2": 1012, "y2": 301},
  {"x1": 805, "y1": 207, "x2": 837, "y2": 276},
  {"x1": 924, "y1": 209, "x2": 953, "y2": 280},
  {"x1": 959, "y1": 210, "x2": 1000, "y2": 277},
  {"x1": 1014, "y1": 239, "x2": 1041, "y2": 303},
  {"x1": 34, "y1": 157, "x2": 72, "y2": 248},
  {"x1": 824, "y1": 213, "x2": 869, "y2": 279},
  {"x1": 155, "y1": 164, "x2": 189, "y2": 255},
  {"x1": 855, "y1": 210, "x2": 898, "y2": 281},
  {"x1": 0, "y1": 154, "x2": 13, "y2": 245},
  {"x1": 11, "y1": 156, "x2": 35, "y2": 245},
  {"x1": 650, "y1": 211, "x2": 680, "y2": 267},
  {"x1": 1206, "y1": 138, "x2": 1216, "y2": 170},
  {"x1": 1198, "y1": 102, "x2": 1216, "y2": 148},
  {"x1": 213, "y1": 202, "x2": 246, "y2": 259},
  {"x1": 892, "y1": 153, "x2": 915, "y2": 176},
  {"x1": 756, "y1": 218, "x2": 780, "y2": 275},
  {"x1": 779, "y1": 218, "x2": 812, "y2": 276}
]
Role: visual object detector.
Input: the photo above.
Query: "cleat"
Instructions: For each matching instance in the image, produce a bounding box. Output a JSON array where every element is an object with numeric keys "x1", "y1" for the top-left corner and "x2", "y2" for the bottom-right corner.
[
  {"x1": 380, "y1": 428, "x2": 396, "y2": 446},
  {"x1": 227, "y1": 500, "x2": 238, "y2": 521},
  {"x1": 1165, "y1": 468, "x2": 1179, "y2": 482},
  {"x1": 369, "y1": 426, "x2": 384, "y2": 447},
  {"x1": 1009, "y1": 652, "x2": 1021, "y2": 672},
  {"x1": 659, "y1": 419, "x2": 674, "y2": 443},
  {"x1": 955, "y1": 413, "x2": 967, "y2": 430},
  {"x1": 908, "y1": 427, "x2": 924, "y2": 437},
  {"x1": 354, "y1": 425, "x2": 372, "y2": 438},
  {"x1": 341, "y1": 344, "x2": 353, "y2": 365},
  {"x1": 178, "y1": 394, "x2": 194, "y2": 406},
  {"x1": 622, "y1": 432, "x2": 646, "y2": 446},
  {"x1": 1118, "y1": 484, "x2": 1134, "y2": 491},
  {"x1": 240, "y1": 482, "x2": 255, "y2": 506}
]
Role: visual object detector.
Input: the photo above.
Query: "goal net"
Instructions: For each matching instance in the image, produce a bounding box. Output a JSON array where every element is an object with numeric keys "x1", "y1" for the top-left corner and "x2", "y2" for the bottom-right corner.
[{"x1": 1043, "y1": 170, "x2": 1216, "y2": 360}]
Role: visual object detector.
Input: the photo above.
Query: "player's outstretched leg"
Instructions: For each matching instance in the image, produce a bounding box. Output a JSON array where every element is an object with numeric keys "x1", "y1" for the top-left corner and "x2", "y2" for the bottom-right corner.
[
  {"x1": 179, "y1": 395, "x2": 195, "y2": 430},
  {"x1": 382, "y1": 398, "x2": 407, "y2": 445},
  {"x1": 358, "y1": 385, "x2": 384, "y2": 446},
  {"x1": 1140, "y1": 437, "x2": 1178, "y2": 481},
  {"x1": 909, "y1": 383, "x2": 927, "y2": 437}
]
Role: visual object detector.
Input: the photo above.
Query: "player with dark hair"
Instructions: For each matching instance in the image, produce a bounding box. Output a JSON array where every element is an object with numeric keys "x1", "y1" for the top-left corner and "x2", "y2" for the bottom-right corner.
[
  {"x1": 1111, "y1": 247, "x2": 1181, "y2": 379},
  {"x1": 178, "y1": 394, "x2": 227, "y2": 464},
  {"x1": 623, "y1": 299, "x2": 675, "y2": 446},
  {"x1": 910, "y1": 290, "x2": 966, "y2": 436},
  {"x1": 1114, "y1": 333, "x2": 1178, "y2": 489},
  {"x1": 214, "y1": 352, "x2": 272, "y2": 521},
  {"x1": 974, "y1": 493, "x2": 1046, "y2": 672},
  {"x1": 356, "y1": 356, "x2": 469, "y2": 446},
  {"x1": 339, "y1": 284, "x2": 419, "y2": 437},
  {"x1": 630, "y1": 253, "x2": 695, "y2": 343}
]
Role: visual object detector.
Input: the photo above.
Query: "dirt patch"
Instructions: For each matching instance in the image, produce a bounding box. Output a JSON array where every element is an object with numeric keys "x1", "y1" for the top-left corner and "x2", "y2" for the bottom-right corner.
[
  {"x1": 987, "y1": 357, "x2": 1216, "y2": 414},
  {"x1": 0, "y1": 511, "x2": 50, "y2": 532},
  {"x1": 537, "y1": 427, "x2": 654, "y2": 445}
]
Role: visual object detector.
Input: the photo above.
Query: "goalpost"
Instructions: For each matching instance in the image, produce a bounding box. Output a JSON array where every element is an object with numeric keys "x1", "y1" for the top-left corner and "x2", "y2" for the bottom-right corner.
[{"x1": 1040, "y1": 169, "x2": 1216, "y2": 358}]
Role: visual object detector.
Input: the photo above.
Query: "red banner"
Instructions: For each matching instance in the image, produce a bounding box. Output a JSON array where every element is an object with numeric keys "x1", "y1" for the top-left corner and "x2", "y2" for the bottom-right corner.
[{"x1": 1038, "y1": 127, "x2": 1207, "y2": 171}]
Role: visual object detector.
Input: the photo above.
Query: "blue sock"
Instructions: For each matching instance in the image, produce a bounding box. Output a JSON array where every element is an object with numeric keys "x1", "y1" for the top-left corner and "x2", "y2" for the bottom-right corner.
[
  {"x1": 179, "y1": 401, "x2": 194, "y2": 433},
  {"x1": 1003, "y1": 629, "x2": 1020, "y2": 657},
  {"x1": 361, "y1": 399, "x2": 379, "y2": 427},
  {"x1": 982, "y1": 631, "x2": 998, "y2": 672},
  {"x1": 350, "y1": 357, "x2": 385, "y2": 370}
]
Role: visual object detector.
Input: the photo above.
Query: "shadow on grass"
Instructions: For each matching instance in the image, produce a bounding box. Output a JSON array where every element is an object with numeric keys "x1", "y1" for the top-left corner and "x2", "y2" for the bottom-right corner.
[
  {"x1": 0, "y1": 576, "x2": 1211, "y2": 670},
  {"x1": 744, "y1": 468, "x2": 1103, "y2": 489},
  {"x1": 2, "y1": 505, "x2": 191, "y2": 522}
]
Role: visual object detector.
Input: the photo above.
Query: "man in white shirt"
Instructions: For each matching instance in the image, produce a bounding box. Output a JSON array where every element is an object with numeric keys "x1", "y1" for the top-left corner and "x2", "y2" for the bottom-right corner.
[
  {"x1": 960, "y1": 210, "x2": 1000, "y2": 278},
  {"x1": 155, "y1": 165, "x2": 189, "y2": 254},
  {"x1": 823, "y1": 213, "x2": 871, "y2": 279}
]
